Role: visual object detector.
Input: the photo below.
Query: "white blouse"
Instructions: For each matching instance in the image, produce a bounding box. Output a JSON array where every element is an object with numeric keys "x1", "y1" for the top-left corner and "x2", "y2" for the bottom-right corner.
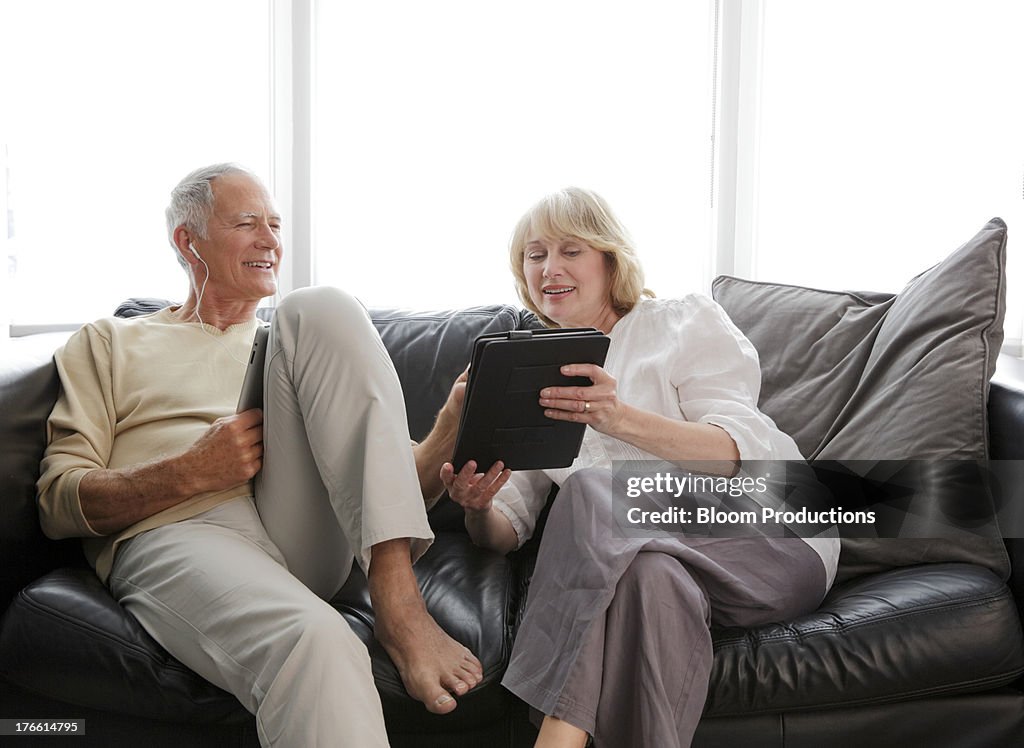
[{"x1": 491, "y1": 295, "x2": 840, "y2": 585}]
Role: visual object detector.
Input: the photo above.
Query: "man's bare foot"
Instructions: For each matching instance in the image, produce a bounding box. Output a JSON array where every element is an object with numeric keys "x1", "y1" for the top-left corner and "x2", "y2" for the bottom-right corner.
[
  {"x1": 368, "y1": 538, "x2": 484, "y2": 714},
  {"x1": 375, "y1": 601, "x2": 483, "y2": 714}
]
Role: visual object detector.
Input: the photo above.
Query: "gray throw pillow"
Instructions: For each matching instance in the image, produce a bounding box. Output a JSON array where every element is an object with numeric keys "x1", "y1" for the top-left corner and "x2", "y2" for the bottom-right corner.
[{"x1": 712, "y1": 218, "x2": 1009, "y2": 582}]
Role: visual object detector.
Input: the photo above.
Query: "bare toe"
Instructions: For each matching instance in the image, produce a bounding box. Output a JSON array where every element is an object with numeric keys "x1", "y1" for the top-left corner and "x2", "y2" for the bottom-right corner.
[
  {"x1": 455, "y1": 664, "x2": 482, "y2": 688},
  {"x1": 375, "y1": 607, "x2": 483, "y2": 714},
  {"x1": 430, "y1": 692, "x2": 457, "y2": 715}
]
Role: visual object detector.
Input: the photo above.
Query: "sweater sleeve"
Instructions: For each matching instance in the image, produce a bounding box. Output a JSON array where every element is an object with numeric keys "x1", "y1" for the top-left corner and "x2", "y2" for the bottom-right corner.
[
  {"x1": 671, "y1": 296, "x2": 802, "y2": 461},
  {"x1": 37, "y1": 323, "x2": 115, "y2": 539}
]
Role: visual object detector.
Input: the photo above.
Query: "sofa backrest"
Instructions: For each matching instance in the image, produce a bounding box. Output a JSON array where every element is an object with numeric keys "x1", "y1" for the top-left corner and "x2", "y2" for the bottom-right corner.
[
  {"x1": 1, "y1": 307, "x2": 1019, "y2": 615},
  {"x1": 368, "y1": 305, "x2": 541, "y2": 441}
]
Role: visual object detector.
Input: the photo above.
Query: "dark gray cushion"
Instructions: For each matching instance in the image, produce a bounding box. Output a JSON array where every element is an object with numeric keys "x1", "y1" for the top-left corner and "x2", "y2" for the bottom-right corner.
[
  {"x1": 368, "y1": 306, "x2": 528, "y2": 442},
  {"x1": 713, "y1": 218, "x2": 1009, "y2": 581}
]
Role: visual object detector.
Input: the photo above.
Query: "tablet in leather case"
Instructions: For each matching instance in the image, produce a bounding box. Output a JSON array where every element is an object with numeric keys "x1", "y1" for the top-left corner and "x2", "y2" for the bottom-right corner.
[
  {"x1": 236, "y1": 324, "x2": 270, "y2": 413},
  {"x1": 451, "y1": 327, "x2": 611, "y2": 471}
]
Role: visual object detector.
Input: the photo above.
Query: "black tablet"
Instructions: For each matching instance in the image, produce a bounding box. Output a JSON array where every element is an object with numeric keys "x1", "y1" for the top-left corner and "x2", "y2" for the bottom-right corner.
[
  {"x1": 451, "y1": 328, "x2": 610, "y2": 471},
  {"x1": 236, "y1": 325, "x2": 270, "y2": 413}
]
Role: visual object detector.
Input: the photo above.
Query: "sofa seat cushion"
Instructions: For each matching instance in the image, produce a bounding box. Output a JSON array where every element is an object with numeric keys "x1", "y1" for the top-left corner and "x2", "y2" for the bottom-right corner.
[
  {"x1": 0, "y1": 567, "x2": 247, "y2": 724},
  {"x1": 333, "y1": 531, "x2": 521, "y2": 733},
  {"x1": 704, "y1": 563, "x2": 1024, "y2": 717},
  {"x1": 0, "y1": 534, "x2": 518, "y2": 732}
]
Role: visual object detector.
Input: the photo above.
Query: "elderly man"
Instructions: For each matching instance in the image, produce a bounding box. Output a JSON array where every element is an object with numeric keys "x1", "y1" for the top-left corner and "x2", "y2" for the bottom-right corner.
[{"x1": 36, "y1": 163, "x2": 481, "y2": 746}]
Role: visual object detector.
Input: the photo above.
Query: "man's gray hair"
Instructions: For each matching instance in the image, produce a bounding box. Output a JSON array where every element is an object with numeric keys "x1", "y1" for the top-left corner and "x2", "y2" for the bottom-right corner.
[{"x1": 165, "y1": 163, "x2": 258, "y2": 267}]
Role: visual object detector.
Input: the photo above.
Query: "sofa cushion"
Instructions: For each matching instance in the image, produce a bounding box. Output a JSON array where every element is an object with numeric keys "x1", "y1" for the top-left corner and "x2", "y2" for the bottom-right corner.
[
  {"x1": 0, "y1": 567, "x2": 247, "y2": 724},
  {"x1": 705, "y1": 563, "x2": 1024, "y2": 716},
  {"x1": 712, "y1": 218, "x2": 1009, "y2": 580},
  {"x1": 369, "y1": 305, "x2": 532, "y2": 441},
  {"x1": 712, "y1": 219, "x2": 1006, "y2": 460}
]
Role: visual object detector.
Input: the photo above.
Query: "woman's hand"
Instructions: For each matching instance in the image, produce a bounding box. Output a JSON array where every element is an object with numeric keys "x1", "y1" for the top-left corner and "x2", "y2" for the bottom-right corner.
[
  {"x1": 542, "y1": 363, "x2": 741, "y2": 466},
  {"x1": 539, "y1": 363, "x2": 628, "y2": 436},
  {"x1": 441, "y1": 459, "x2": 519, "y2": 554},
  {"x1": 440, "y1": 459, "x2": 512, "y2": 514}
]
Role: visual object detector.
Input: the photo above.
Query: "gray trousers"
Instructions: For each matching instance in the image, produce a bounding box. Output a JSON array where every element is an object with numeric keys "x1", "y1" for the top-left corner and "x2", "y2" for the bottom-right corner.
[
  {"x1": 109, "y1": 286, "x2": 434, "y2": 747},
  {"x1": 501, "y1": 468, "x2": 827, "y2": 748}
]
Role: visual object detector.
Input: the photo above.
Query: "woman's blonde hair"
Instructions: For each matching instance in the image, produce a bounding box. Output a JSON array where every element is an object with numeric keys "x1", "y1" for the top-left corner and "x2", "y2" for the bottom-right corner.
[{"x1": 509, "y1": 187, "x2": 655, "y2": 326}]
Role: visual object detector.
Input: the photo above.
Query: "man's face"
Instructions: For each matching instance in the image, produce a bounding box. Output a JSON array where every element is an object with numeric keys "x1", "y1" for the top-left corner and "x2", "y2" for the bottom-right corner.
[{"x1": 197, "y1": 173, "x2": 283, "y2": 301}]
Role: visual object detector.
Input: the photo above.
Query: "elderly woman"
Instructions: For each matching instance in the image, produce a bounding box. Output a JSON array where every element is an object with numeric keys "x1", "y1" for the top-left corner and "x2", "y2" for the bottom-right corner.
[{"x1": 441, "y1": 188, "x2": 839, "y2": 748}]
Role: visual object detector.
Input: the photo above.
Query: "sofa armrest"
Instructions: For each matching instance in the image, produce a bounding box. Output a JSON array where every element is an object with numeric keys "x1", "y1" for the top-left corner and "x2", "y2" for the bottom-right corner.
[
  {"x1": 989, "y1": 361, "x2": 1024, "y2": 674},
  {"x1": 0, "y1": 333, "x2": 85, "y2": 611},
  {"x1": 1009, "y1": 538, "x2": 1024, "y2": 691}
]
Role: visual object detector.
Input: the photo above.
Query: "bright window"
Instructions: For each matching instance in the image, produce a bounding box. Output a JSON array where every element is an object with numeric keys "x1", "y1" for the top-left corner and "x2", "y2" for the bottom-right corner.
[
  {"x1": 1, "y1": 0, "x2": 273, "y2": 327},
  {"x1": 754, "y1": 0, "x2": 1024, "y2": 346},
  {"x1": 2, "y1": 0, "x2": 1020, "y2": 354},
  {"x1": 312, "y1": 0, "x2": 716, "y2": 309}
]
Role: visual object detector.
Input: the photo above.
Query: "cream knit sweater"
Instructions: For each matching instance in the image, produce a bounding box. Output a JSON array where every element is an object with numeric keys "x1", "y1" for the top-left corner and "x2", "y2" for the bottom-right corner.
[{"x1": 37, "y1": 308, "x2": 261, "y2": 582}]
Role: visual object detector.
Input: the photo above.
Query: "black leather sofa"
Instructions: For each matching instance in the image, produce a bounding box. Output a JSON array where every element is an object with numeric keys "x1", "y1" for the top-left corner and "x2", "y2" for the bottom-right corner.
[{"x1": 2, "y1": 303, "x2": 1023, "y2": 747}]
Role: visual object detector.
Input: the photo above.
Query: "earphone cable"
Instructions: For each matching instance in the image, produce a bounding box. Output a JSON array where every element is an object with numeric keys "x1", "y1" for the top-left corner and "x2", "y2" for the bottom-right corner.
[{"x1": 189, "y1": 256, "x2": 252, "y2": 366}]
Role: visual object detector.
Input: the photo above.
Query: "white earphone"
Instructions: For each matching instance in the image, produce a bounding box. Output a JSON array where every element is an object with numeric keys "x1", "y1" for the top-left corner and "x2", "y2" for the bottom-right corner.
[{"x1": 182, "y1": 240, "x2": 249, "y2": 364}]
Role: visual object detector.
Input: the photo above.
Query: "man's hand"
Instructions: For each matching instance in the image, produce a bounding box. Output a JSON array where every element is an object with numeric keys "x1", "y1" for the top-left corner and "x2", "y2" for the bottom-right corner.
[
  {"x1": 438, "y1": 369, "x2": 468, "y2": 425},
  {"x1": 183, "y1": 409, "x2": 265, "y2": 495},
  {"x1": 414, "y1": 368, "x2": 469, "y2": 504},
  {"x1": 78, "y1": 410, "x2": 264, "y2": 536}
]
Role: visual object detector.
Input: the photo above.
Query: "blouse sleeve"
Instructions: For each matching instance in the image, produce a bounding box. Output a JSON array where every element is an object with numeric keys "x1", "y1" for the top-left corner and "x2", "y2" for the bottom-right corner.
[
  {"x1": 491, "y1": 469, "x2": 555, "y2": 548},
  {"x1": 671, "y1": 296, "x2": 802, "y2": 461},
  {"x1": 36, "y1": 322, "x2": 115, "y2": 539}
]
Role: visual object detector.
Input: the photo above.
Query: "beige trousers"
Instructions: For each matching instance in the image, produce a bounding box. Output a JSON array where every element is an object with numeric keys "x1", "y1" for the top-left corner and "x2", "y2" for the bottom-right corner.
[{"x1": 109, "y1": 286, "x2": 434, "y2": 747}]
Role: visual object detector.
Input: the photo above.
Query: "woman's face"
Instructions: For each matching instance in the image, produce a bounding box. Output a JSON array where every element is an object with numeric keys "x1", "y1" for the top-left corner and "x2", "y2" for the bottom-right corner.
[{"x1": 522, "y1": 228, "x2": 620, "y2": 331}]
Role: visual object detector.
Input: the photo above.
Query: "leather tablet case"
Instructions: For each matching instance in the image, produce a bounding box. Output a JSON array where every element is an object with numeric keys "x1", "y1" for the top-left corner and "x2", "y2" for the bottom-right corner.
[
  {"x1": 236, "y1": 324, "x2": 270, "y2": 413},
  {"x1": 451, "y1": 328, "x2": 610, "y2": 471}
]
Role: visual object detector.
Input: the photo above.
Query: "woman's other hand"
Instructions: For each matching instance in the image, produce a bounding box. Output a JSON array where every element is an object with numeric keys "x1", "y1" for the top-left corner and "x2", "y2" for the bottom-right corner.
[
  {"x1": 440, "y1": 459, "x2": 512, "y2": 514},
  {"x1": 441, "y1": 459, "x2": 519, "y2": 554}
]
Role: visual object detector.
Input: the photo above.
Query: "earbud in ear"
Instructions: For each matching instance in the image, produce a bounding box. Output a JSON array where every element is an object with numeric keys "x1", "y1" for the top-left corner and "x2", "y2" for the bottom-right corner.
[{"x1": 189, "y1": 242, "x2": 201, "y2": 260}]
